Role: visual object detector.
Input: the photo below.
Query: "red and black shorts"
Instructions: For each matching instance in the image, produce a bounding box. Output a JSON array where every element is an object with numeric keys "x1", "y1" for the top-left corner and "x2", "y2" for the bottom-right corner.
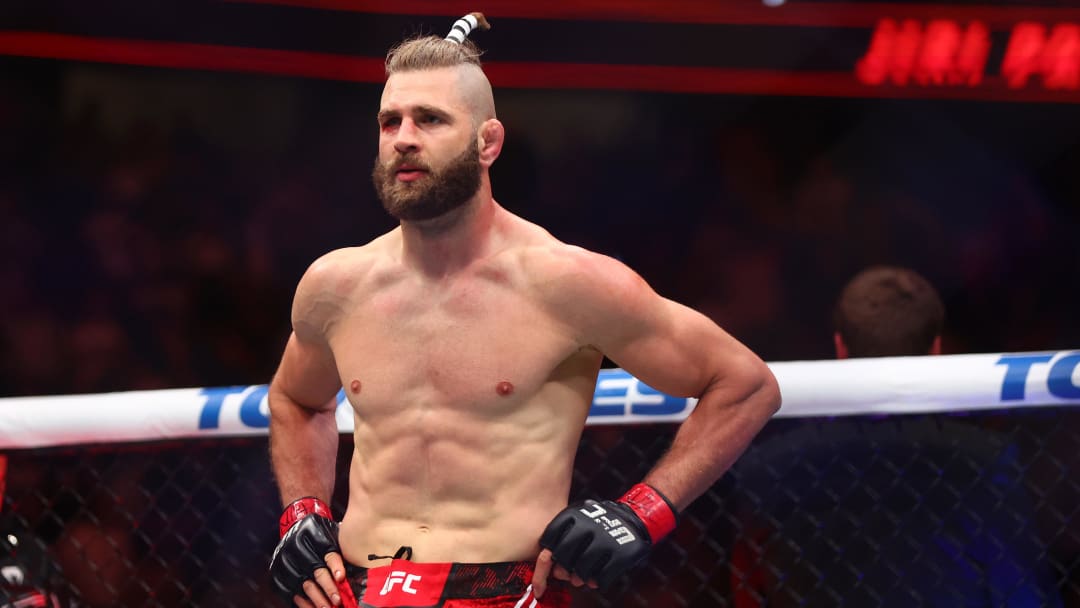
[{"x1": 345, "y1": 558, "x2": 571, "y2": 607}]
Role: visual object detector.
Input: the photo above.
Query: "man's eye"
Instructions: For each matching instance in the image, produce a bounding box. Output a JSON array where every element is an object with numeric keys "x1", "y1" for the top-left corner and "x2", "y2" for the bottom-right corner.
[
  {"x1": 421, "y1": 115, "x2": 442, "y2": 124},
  {"x1": 381, "y1": 117, "x2": 401, "y2": 128}
]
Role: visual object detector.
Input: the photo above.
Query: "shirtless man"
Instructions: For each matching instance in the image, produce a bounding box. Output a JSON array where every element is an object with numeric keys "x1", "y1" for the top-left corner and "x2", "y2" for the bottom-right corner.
[{"x1": 268, "y1": 14, "x2": 781, "y2": 608}]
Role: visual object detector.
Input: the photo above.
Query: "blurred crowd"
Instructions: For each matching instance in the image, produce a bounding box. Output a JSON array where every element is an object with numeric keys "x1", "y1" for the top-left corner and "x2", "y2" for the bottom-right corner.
[
  {"x1": 1, "y1": 64, "x2": 381, "y2": 396},
  {"x1": 1, "y1": 59, "x2": 1079, "y2": 606},
  {"x1": 2, "y1": 62, "x2": 1079, "y2": 398}
]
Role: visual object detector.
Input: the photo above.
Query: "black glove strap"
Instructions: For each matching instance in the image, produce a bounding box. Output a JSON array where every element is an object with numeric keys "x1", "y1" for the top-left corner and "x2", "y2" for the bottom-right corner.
[{"x1": 269, "y1": 514, "x2": 341, "y2": 598}]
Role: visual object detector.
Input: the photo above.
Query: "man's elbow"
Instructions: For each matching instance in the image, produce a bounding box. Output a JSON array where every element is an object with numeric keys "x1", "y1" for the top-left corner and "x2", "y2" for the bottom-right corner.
[
  {"x1": 269, "y1": 370, "x2": 339, "y2": 415},
  {"x1": 739, "y1": 357, "x2": 782, "y2": 418},
  {"x1": 267, "y1": 376, "x2": 292, "y2": 423},
  {"x1": 268, "y1": 375, "x2": 315, "y2": 419}
]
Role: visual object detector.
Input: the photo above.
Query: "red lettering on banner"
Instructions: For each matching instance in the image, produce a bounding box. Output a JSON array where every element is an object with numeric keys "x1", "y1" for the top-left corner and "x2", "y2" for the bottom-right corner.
[
  {"x1": 856, "y1": 18, "x2": 899, "y2": 85},
  {"x1": 915, "y1": 20, "x2": 961, "y2": 85},
  {"x1": 1043, "y1": 24, "x2": 1080, "y2": 90},
  {"x1": 857, "y1": 18, "x2": 989, "y2": 87},
  {"x1": 892, "y1": 19, "x2": 923, "y2": 85},
  {"x1": 1004, "y1": 22, "x2": 1050, "y2": 88},
  {"x1": 1002, "y1": 22, "x2": 1080, "y2": 90},
  {"x1": 955, "y1": 20, "x2": 990, "y2": 86}
]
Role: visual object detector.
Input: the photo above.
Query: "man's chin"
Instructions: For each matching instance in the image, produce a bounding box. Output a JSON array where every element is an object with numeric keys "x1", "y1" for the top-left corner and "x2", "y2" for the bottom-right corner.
[
  {"x1": 387, "y1": 195, "x2": 474, "y2": 223},
  {"x1": 383, "y1": 198, "x2": 437, "y2": 221}
]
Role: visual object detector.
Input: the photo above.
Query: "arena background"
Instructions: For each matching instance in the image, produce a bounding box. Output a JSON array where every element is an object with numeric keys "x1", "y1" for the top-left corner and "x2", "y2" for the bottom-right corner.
[{"x1": 1, "y1": 0, "x2": 1079, "y2": 606}]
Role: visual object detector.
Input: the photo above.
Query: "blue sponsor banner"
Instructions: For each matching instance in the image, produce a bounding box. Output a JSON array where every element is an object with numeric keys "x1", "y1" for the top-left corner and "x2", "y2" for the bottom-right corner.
[
  {"x1": 193, "y1": 352, "x2": 1080, "y2": 432},
  {"x1": 997, "y1": 352, "x2": 1080, "y2": 401},
  {"x1": 589, "y1": 368, "x2": 694, "y2": 420},
  {"x1": 6, "y1": 350, "x2": 1080, "y2": 449}
]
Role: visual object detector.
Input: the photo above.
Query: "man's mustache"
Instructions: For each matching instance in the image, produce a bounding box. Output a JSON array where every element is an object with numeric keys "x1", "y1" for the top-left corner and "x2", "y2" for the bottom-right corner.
[{"x1": 384, "y1": 155, "x2": 432, "y2": 173}]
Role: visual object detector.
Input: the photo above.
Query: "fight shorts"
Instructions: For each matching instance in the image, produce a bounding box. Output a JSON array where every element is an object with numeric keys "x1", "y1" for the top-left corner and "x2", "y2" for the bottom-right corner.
[{"x1": 345, "y1": 558, "x2": 571, "y2": 607}]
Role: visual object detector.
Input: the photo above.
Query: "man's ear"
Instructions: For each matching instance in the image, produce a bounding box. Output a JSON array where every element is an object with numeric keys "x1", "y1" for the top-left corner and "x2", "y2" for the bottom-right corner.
[
  {"x1": 833, "y1": 332, "x2": 849, "y2": 360},
  {"x1": 477, "y1": 119, "x2": 504, "y2": 168}
]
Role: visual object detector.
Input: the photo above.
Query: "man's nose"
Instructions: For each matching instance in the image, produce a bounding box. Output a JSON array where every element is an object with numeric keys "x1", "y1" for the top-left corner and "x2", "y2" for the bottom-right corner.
[{"x1": 393, "y1": 119, "x2": 420, "y2": 154}]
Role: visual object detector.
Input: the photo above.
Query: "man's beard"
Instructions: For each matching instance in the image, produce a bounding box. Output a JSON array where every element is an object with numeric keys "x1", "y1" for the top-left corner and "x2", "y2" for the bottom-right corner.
[{"x1": 373, "y1": 137, "x2": 482, "y2": 222}]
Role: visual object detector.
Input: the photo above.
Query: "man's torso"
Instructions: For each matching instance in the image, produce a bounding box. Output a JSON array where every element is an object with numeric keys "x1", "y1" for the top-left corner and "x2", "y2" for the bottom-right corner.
[{"x1": 322, "y1": 215, "x2": 604, "y2": 565}]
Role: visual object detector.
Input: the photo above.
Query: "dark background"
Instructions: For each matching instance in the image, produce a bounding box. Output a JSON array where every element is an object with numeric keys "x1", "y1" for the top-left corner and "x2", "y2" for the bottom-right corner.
[
  {"x1": 2, "y1": 2, "x2": 1079, "y2": 397},
  {"x1": 1, "y1": 2, "x2": 1079, "y2": 606}
]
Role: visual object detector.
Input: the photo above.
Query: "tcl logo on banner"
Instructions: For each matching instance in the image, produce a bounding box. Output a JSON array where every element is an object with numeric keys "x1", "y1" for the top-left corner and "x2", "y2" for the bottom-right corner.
[{"x1": 857, "y1": 18, "x2": 1080, "y2": 90}]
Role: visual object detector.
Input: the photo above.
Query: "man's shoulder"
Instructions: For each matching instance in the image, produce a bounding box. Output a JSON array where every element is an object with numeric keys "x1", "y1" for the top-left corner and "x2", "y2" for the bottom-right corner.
[
  {"x1": 299, "y1": 235, "x2": 399, "y2": 292},
  {"x1": 507, "y1": 237, "x2": 644, "y2": 308},
  {"x1": 484, "y1": 207, "x2": 628, "y2": 285},
  {"x1": 307, "y1": 245, "x2": 374, "y2": 272},
  {"x1": 511, "y1": 239, "x2": 604, "y2": 283}
]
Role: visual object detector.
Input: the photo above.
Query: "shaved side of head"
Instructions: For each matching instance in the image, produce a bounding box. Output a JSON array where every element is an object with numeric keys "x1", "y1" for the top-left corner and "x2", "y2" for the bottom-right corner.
[{"x1": 455, "y1": 64, "x2": 497, "y2": 125}]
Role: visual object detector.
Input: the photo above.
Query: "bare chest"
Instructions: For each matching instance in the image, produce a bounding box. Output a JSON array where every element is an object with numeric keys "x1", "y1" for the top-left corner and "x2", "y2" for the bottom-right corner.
[{"x1": 328, "y1": 277, "x2": 577, "y2": 416}]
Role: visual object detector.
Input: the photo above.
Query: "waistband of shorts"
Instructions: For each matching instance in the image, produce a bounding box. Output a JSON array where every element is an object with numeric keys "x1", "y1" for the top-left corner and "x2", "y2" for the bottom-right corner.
[{"x1": 346, "y1": 560, "x2": 538, "y2": 599}]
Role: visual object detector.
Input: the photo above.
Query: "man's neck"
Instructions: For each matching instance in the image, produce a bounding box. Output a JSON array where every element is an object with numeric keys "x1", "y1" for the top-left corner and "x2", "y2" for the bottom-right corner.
[{"x1": 399, "y1": 192, "x2": 501, "y2": 278}]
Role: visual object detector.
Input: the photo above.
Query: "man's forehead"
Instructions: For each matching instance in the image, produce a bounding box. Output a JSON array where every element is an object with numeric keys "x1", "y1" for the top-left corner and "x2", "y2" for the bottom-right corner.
[{"x1": 380, "y1": 68, "x2": 467, "y2": 112}]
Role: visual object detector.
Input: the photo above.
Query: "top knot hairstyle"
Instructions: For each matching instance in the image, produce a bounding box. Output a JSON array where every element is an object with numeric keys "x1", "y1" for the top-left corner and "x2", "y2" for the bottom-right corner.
[
  {"x1": 445, "y1": 12, "x2": 491, "y2": 44},
  {"x1": 385, "y1": 12, "x2": 492, "y2": 75}
]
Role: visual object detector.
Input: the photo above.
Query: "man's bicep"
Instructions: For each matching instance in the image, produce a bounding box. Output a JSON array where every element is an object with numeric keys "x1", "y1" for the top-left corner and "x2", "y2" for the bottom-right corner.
[
  {"x1": 274, "y1": 331, "x2": 342, "y2": 411},
  {"x1": 554, "y1": 249, "x2": 755, "y2": 396},
  {"x1": 601, "y1": 297, "x2": 734, "y2": 397}
]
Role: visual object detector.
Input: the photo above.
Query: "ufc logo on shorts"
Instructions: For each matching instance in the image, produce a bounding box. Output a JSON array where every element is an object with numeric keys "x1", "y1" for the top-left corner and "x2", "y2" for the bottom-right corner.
[{"x1": 380, "y1": 570, "x2": 421, "y2": 595}]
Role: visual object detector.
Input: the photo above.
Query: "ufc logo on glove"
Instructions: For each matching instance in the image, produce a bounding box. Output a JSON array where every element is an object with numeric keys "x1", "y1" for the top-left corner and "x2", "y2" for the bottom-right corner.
[
  {"x1": 540, "y1": 483, "x2": 679, "y2": 589},
  {"x1": 578, "y1": 503, "x2": 637, "y2": 545}
]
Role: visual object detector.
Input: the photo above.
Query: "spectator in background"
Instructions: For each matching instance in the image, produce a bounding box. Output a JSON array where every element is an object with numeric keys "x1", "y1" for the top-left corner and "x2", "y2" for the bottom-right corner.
[
  {"x1": 729, "y1": 266, "x2": 1063, "y2": 608},
  {"x1": 831, "y1": 265, "x2": 943, "y2": 358}
]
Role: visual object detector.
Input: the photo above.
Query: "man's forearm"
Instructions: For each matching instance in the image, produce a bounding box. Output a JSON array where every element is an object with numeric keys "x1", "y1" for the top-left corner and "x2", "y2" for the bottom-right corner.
[
  {"x1": 268, "y1": 383, "x2": 340, "y2": 505},
  {"x1": 644, "y1": 367, "x2": 780, "y2": 511}
]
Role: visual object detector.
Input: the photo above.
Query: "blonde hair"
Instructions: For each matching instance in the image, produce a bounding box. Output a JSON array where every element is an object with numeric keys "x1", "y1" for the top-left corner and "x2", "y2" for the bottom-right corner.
[
  {"x1": 385, "y1": 13, "x2": 491, "y2": 76},
  {"x1": 385, "y1": 36, "x2": 484, "y2": 75}
]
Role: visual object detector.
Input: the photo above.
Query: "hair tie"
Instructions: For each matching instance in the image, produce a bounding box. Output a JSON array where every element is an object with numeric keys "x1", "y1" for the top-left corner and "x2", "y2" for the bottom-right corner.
[{"x1": 445, "y1": 12, "x2": 491, "y2": 44}]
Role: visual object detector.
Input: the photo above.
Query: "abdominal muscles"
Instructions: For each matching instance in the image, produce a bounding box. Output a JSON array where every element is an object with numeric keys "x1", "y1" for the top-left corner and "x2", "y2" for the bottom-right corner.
[{"x1": 338, "y1": 378, "x2": 592, "y2": 565}]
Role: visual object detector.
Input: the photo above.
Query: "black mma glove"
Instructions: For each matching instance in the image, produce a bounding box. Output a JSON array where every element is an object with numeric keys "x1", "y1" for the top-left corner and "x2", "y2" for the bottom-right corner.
[
  {"x1": 539, "y1": 483, "x2": 679, "y2": 589},
  {"x1": 269, "y1": 497, "x2": 355, "y2": 605}
]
